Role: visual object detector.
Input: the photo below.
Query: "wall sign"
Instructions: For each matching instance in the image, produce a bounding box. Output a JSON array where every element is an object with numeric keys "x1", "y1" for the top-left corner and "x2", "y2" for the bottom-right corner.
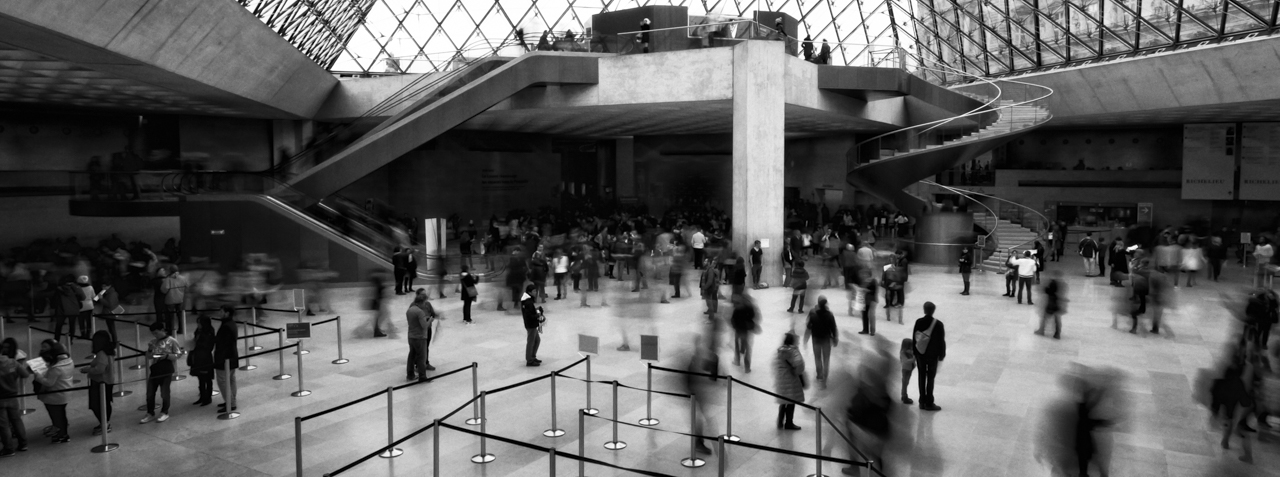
[
  {"x1": 1181, "y1": 124, "x2": 1236, "y2": 200},
  {"x1": 1240, "y1": 123, "x2": 1280, "y2": 201}
]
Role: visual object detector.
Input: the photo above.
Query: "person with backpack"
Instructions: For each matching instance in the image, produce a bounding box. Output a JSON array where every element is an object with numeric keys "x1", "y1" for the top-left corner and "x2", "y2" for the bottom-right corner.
[
  {"x1": 1079, "y1": 232, "x2": 1099, "y2": 277},
  {"x1": 912, "y1": 302, "x2": 946, "y2": 411}
]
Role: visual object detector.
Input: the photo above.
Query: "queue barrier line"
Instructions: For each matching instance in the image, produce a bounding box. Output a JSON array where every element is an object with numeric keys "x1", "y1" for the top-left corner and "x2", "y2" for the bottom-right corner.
[
  {"x1": 650, "y1": 364, "x2": 817, "y2": 410},
  {"x1": 583, "y1": 413, "x2": 868, "y2": 468},
  {"x1": 485, "y1": 373, "x2": 551, "y2": 395},
  {"x1": 555, "y1": 374, "x2": 692, "y2": 398},
  {"x1": 391, "y1": 364, "x2": 471, "y2": 392},
  {"x1": 299, "y1": 388, "x2": 387, "y2": 422},
  {"x1": 437, "y1": 421, "x2": 677, "y2": 477},
  {"x1": 312, "y1": 316, "x2": 339, "y2": 326}
]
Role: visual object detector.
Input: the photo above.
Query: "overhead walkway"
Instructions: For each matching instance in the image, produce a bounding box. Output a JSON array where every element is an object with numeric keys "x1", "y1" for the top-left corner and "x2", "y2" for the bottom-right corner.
[
  {"x1": 286, "y1": 52, "x2": 605, "y2": 200},
  {"x1": 847, "y1": 74, "x2": 1053, "y2": 216}
]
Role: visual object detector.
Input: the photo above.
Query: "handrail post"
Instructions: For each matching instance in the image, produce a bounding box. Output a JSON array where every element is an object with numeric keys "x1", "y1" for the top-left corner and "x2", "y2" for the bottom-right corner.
[
  {"x1": 249, "y1": 307, "x2": 262, "y2": 350},
  {"x1": 89, "y1": 383, "x2": 119, "y2": 453},
  {"x1": 466, "y1": 363, "x2": 482, "y2": 425},
  {"x1": 273, "y1": 330, "x2": 292, "y2": 380},
  {"x1": 331, "y1": 316, "x2": 348, "y2": 364},
  {"x1": 581, "y1": 355, "x2": 598, "y2": 415},
  {"x1": 544, "y1": 372, "x2": 565, "y2": 437},
  {"x1": 680, "y1": 394, "x2": 705, "y2": 468},
  {"x1": 379, "y1": 386, "x2": 403, "y2": 458},
  {"x1": 604, "y1": 381, "x2": 626, "y2": 450},
  {"x1": 721, "y1": 378, "x2": 739, "y2": 441},
  {"x1": 218, "y1": 360, "x2": 241, "y2": 420},
  {"x1": 470, "y1": 391, "x2": 495, "y2": 463},
  {"x1": 239, "y1": 320, "x2": 257, "y2": 371},
  {"x1": 291, "y1": 342, "x2": 310, "y2": 397},
  {"x1": 295, "y1": 416, "x2": 304, "y2": 477},
  {"x1": 807, "y1": 407, "x2": 824, "y2": 477},
  {"x1": 129, "y1": 323, "x2": 144, "y2": 369},
  {"x1": 638, "y1": 363, "x2": 658, "y2": 425}
]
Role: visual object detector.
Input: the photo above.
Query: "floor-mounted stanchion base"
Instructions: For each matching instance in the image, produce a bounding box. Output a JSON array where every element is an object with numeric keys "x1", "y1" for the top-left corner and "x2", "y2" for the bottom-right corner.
[
  {"x1": 379, "y1": 448, "x2": 404, "y2": 458},
  {"x1": 128, "y1": 364, "x2": 145, "y2": 370},
  {"x1": 332, "y1": 358, "x2": 349, "y2": 365},
  {"x1": 294, "y1": 350, "x2": 310, "y2": 356},
  {"x1": 212, "y1": 390, "x2": 220, "y2": 396},
  {"x1": 581, "y1": 408, "x2": 599, "y2": 416},
  {"x1": 720, "y1": 434, "x2": 740, "y2": 442},
  {"x1": 239, "y1": 365, "x2": 258, "y2": 371},
  {"x1": 464, "y1": 417, "x2": 483, "y2": 425},
  {"x1": 249, "y1": 345, "x2": 263, "y2": 351},
  {"x1": 171, "y1": 375, "x2": 187, "y2": 382},
  {"x1": 217, "y1": 411, "x2": 240, "y2": 420},
  {"x1": 273, "y1": 374, "x2": 293, "y2": 380},
  {"x1": 20, "y1": 408, "x2": 36, "y2": 415},
  {"x1": 638, "y1": 418, "x2": 659, "y2": 426},
  {"x1": 681, "y1": 458, "x2": 706, "y2": 468},
  {"x1": 112, "y1": 390, "x2": 132, "y2": 397},
  {"x1": 604, "y1": 441, "x2": 627, "y2": 450},
  {"x1": 91, "y1": 443, "x2": 120, "y2": 453},
  {"x1": 471, "y1": 453, "x2": 496, "y2": 464},
  {"x1": 543, "y1": 429, "x2": 565, "y2": 438},
  {"x1": 291, "y1": 390, "x2": 311, "y2": 397},
  {"x1": 805, "y1": 473, "x2": 827, "y2": 477}
]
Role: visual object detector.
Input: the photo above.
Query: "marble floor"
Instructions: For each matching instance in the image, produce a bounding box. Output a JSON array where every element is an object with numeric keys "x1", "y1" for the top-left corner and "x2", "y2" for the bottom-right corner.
[{"x1": 2, "y1": 256, "x2": 1276, "y2": 477}]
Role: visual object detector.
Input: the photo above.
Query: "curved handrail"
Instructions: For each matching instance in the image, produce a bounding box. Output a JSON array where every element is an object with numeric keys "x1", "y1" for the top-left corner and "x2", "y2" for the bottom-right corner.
[
  {"x1": 921, "y1": 180, "x2": 1049, "y2": 252},
  {"x1": 920, "y1": 181, "x2": 999, "y2": 246},
  {"x1": 855, "y1": 63, "x2": 1002, "y2": 148}
]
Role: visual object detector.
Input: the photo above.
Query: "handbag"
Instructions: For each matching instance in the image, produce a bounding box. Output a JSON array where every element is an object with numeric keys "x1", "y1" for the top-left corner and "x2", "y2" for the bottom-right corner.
[{"x1": 465, "y1": 285, "x2": 478, "y2": 298}]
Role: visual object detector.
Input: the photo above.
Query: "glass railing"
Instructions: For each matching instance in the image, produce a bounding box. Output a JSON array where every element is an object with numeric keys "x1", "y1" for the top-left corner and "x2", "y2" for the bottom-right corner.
[{"x1": 593, "y1": 19, "x2": 789, "y2": 55}]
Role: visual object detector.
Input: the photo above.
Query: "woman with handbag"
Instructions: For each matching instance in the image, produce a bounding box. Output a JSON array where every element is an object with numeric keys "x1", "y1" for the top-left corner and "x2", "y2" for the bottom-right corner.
[
  {"x1": 773, "y1": 333, "x2": 807, "y2": 431},
  {"x1": 460, "y1": 265, "x2": 478, "y2": 324}
]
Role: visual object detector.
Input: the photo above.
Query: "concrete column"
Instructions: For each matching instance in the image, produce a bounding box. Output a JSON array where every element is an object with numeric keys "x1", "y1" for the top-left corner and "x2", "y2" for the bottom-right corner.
[
  {"x1": 913, "y1": 212, "x2": 974, "y2": 265},
  {"x1": 731, "y1": 41, "x2": 786, "y2": 284},
  {"x1": 615, "y1": 137, "x2": 636, "y2": 200}
]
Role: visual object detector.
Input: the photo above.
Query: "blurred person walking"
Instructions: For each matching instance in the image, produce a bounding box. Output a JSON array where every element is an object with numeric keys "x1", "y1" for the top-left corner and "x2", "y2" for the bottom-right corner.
[
  {"x1": 773, "y1": 333, "x2": 807, "y2": 430},
  {"x1": 215, "y1": 307, "x2": 239, "y2": 413},
  {"x1": 912, "y1": 302, "x2": 946, "y2": 411},
  {"x1": 899, "y1": 338, "x2": 915, "y2": 404},
  {"x1": 803, "y1": 297, "x2": 838, "y2": 386},
  {"x1": 1108, "y1": 240, "x2": 1128, "y2": 286},
  {"x1": 1181, "y1": 241, "x2": 1203, "y2": 288},
  {"x1": 1036, "y1": 271, "x2": 1066, "y2": 339},
  {"x1": 788, "y1": 261, "x2": 809, "y2": 314},
  {"x1": 845, "y1": 337, "x2": 895, "y2": 473},
  {"x1": 368, "y1": 271, "x2": 390, "y2": 338},
  {"x1": 52, "y1": 277, "x2": 83, "y2": 344},
  {"x1": 406, "y1": 291, "x2": 437, "y2": 381},
  {"x1": 392, "y1": 247, "x2": 407, "y2": 295},
  {"x1": 1254, "y1": 237, "x2": 1274, "y2": 288},
  {"x1": 1207, "y1": 235, "x2": 1227, "y2": 282},
  {"x1": 159, "y1": 268, "x2": 187, "y2": 334},
  {"x1": 500, "y1": 247, "x2": 527, "y2": 312},
  {"x1": 730, "y1": 294, "x2": 760, "y2": 373},
  {"x1": 858, "y1": 269, "x2": 879, "y2": 335}
]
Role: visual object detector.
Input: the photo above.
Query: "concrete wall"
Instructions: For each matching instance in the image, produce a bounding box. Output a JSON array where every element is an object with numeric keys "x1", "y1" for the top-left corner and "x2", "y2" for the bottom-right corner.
[
  {"x1": 178, "y1": 116, "x2": 272, "y2": 171},
  {"x1": 314, "y1": 73, "x2": 445, "y2": 121},
  {"x1": 785, "y1": 135, "x2": 858, "y2": 208},
  {"x1": 634, "y1": 135, "x2": 733, "y2": 213},
  {"x1": 0, "y1": 112, "x2": 133, "y2": 170},
  {"x1": 0, "y1": 196, "x2": 178, "y2": 251},
  {"x1": 1002, "y1": 128, "x2": 1182, "y2": 170}
]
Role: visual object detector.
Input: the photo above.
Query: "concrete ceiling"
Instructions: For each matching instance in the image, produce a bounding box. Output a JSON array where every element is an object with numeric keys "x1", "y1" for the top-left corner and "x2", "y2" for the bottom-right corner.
[
  {"x1": 456, "y1": 100, "x2": 893, "y2": 137},
  {"x1": 0, "y1": 41, "x2": 242, "y2": 116}
]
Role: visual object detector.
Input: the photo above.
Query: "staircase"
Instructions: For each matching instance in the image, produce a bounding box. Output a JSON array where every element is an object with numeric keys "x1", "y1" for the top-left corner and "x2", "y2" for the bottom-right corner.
[
  {"x1": 976, "y1": 210, "x2": 1042, "y2": 269},
  {"x1": 847, "y1": 94, "x2": 1051, "y2": 216}
]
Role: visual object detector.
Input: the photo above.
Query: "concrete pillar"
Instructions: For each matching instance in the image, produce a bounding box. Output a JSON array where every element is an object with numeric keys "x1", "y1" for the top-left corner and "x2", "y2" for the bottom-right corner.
[
  {"x1": 731, "y1": 41, "x2": 786, "y2": 284},
  {"x1": 615, "y1": 137, "x2": 636, "y2": 200},
  {"x1": 913, "y1": 212, "x2": 975, "y2": 265}
]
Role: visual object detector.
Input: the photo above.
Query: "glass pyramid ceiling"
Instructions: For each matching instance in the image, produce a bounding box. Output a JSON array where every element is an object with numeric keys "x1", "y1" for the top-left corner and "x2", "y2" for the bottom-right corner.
[{"x1": 240, "y1": 0, "x2": 906, "y2": 74}]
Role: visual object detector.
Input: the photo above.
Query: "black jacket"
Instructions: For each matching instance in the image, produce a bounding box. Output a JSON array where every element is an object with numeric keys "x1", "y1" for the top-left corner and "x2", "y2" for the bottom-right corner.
[
  {"x1": 912, "y1": 316, "x2": 946, "y2": 360},
  {"x1": 521, "y1": 296, "x2": 541, "y2": 329},
  {"x1": 213, "y1": 321, "x2": 240, "y2": 370}
]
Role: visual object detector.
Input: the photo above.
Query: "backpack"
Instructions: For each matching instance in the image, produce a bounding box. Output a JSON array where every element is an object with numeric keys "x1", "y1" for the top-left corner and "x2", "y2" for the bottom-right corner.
[{"x1": 914, "y1": 318, "x2": 938, "y2": 355}]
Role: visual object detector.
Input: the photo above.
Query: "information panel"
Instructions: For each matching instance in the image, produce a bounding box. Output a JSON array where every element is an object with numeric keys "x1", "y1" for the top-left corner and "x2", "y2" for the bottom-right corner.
[
  {"x1": 1181, "y1": 124, "x2": 1236, "y2": 200},
  {"x1": 1240, "y1": 123, "x2": 1280, "y2": 200}
]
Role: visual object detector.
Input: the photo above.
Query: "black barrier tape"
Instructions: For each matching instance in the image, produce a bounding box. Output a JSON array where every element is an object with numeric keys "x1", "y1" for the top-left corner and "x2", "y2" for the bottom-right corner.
[
  {"x1": 437, "y1": 394, "x2": 480, "y2": 422},
  {"x1": 239, "y1": 342, "x2": 300, "y2": 360},
  {"x1": 312, "y1": 317, "x2": 339, "y2": 326},
  {"x1": 552, "y1": 356, "x2": 587, "y2": 374},
  {"x1": 556, "y1": 374, "x2": 693, "y2": 398},
  {"x1": 299, "y1": 388, "x2": 388, "y2": 422},
  {"x1": 649, "y1": 364, "x2": 730, "y2": 380},
  {"x1": 729, "y1": 376, "x2": 816, "y2": 410},
  {"x1": 391, "y1": 364, "x2": 471, "y2": 391},
  {"x1": 438, "y1": 422, "x2": 677, "y2": 477},
  {"x1": 486, "y1": 373, "x2": 550, "y2": 395}
]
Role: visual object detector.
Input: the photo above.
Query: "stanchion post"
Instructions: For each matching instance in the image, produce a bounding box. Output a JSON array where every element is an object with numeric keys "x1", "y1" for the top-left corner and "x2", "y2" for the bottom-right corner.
[
  {"x1": 465, "y1": 363, "x2": 481, "y2": 425},
  {"x1": 18, "y1": 376, "x2": 35, "y2": 415},
  {"x1": 807, "y1": 406, "x2": 824, "y2": 477},
  {"x1": 331, "y1": 316, "x2": 348, "y2": 364},
  {"x1": 239, "y1": 322, "x2": 257, "y2": 371},
  {"x1": 26, "y1": 327, "x2": 33, "y2": 361},
  {"x1": 718, "y1": 436, "x2": 727, "y2": 476},
  {"x1": 582, "y1": 355, "x2": 598, "y2": 415},
  {"x1": 112, "y1": 348, "x2": 131, "y2": 397},
  {"x1": 249, "y1": 307, "x2": 262, "y2": 351},
  {"x1": 432, "y1": 419, "x2": 441, "y2": 477},
  {"x1": 294, "y1": 417, "x2": 304, "y2": 477},
  {"x1": 470, "y1": 391, "x2": 495, "y2": 463},
  {"x1": 578, "y1": 410, "x2": 586, "y2": 477},
  {"x1": 273, "y1": 330, "x2": 292, "y2": 380},
  {"x1": 549, "y1": 447, "x2": 556, "y2": 474},
  {"x1": 639, "y1": 363, "x2": 658, "y2": 425},
  {"x1": 291, "y1": 342, "x2": 311, "y2": 397},
  {"x1": 90, "y1": 383, "x2": 119, "y2": 453},
  {"x1": 379, "y1": 386, "x2": 403, "y2": 458},
  {"x1": 218, "y1": 360, "x2": 241, "y2": 420},
  {"x1": 680, "y1": 394, "x2": 706, "y2": 468},
  {"x1": 129, "y1": 323, "x2": 144, "y2": 370},
  {"x1": 721, "y1": 378, "x2": 739, "y2": 441},
  {"x1": 604, "y1": 381, "x2": 626, "y2": 450},
  {"x1": 292, "y1": 308, "x2": 309, "y2": 356},
  {"x1": 544, "y1": 372, "x2": 565, "y2": 437}
]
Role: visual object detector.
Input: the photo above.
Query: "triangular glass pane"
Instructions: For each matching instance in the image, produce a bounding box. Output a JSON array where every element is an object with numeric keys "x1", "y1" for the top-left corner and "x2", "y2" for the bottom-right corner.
[{"x1": 1223, "y1": 2, "x2": 1267, "y2": 33}]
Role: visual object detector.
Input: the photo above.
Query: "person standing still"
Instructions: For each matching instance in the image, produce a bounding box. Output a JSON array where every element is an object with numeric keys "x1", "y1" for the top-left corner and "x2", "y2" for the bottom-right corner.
[
  {"x1": 958, "y1": 248, "x2": 973, "y2": 295},
  {"x1": 392, "y1": 247, "x2": 407, "y2": 295},
  {"x1": 459, "y1": 266, "x2": 477, "y2": 324},
  {"x1": 140, "y1": 322, "x2": 180, "y2": 424},
  {"x1": 159, "y1": 267, "x2": 187, "y2": 335},
  {"x1": 1079, "y1": 232, "x2": 1099, "y2": 277},
  {"x1": 1016, "y1": 251, "x2": 1037, "y2": 305},
  {"x1": 214, "y1": 306, "x2": 239, "y2": 412},
  {"x1": 912, "y1": 302, "x2": 946, "y2": 411},
  {"x1": 521, "y1": 285, "x2": 544, "y2": 366},
  {"x1": 803, "y1": 297, "x2": 837, "y2": 386},
  {"x1": 0, "y1": 338, "x2": 31, "y2": 455},
  {"x1": 406, "y1": 291, "x2": 437, "y2": 381},
  {"x1": 691, "y1": 227, "x2": 707, "y2": 269},
  {"x1": 403, "y1": 248, "x2": 417, "y2": 293},
  {"x1": 749, "y1": 241, "x2": 764, "y2": 286}
]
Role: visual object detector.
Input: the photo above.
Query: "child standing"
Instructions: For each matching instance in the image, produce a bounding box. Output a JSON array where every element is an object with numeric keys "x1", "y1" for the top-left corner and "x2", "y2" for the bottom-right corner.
[{"x1": 900, "y1": 338, "x2": 916, "y2": 404}]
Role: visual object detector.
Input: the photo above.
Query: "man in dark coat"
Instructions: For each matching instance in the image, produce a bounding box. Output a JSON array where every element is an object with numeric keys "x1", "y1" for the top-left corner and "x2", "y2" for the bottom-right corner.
[
  {"x1": 912, "y1": 302, "x2": 946, "y2": 411},
  {"x1": 521, "y1": 284, "x2": 543, "y2": 366}
]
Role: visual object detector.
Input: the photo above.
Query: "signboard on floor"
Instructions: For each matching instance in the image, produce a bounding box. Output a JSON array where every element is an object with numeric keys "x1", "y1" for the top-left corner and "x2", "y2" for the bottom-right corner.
[
  {"x1": 1240, "y1": 123, "x2": 1280, "y2": 200},
  {"x1": 1181, "y1": 124, "x2": 1236, "y2": 200},
  {"x1": 285, "y1": 322, "x2": 312, "y2": 340},
  {"x1": 578, "y1": 334, "x2": 599, "y2": 354},
  {"x1": 640, "y1": 335, "x2": 659, "y2": 361}
]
